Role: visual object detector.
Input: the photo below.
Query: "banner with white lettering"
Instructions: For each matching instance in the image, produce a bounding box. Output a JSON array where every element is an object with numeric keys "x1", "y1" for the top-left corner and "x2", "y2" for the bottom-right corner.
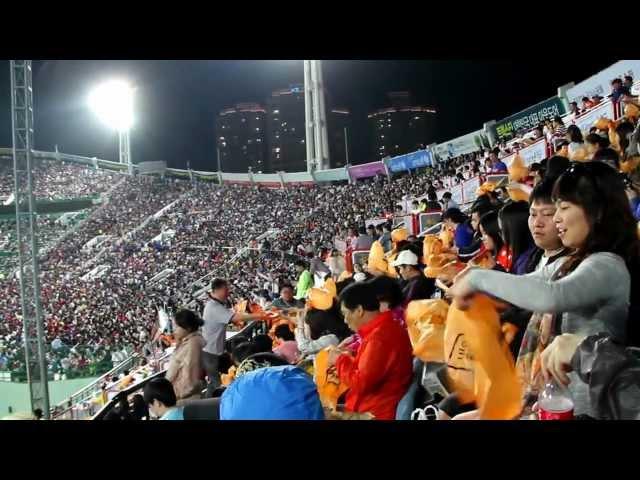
[
  {"x1": 451, "y1": 184, "x2": 464, "y2": 205},
  {"x1": 462, "y1": 176, "x2": 481, "y2": 204},
  {"x1": 519, "y1": 139, "x2": 548, "y2": 166},
  {"x1": 569, "y1": 101, "x2": 616, "y2": 134},
  {"x1": 565, "y1": 60, "x2": 640, "y2": 105}
]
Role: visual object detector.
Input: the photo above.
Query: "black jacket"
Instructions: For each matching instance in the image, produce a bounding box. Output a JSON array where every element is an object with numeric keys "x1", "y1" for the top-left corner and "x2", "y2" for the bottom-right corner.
[{"x1": 572, "y1": 333, "x2": 640, "y2": 420}]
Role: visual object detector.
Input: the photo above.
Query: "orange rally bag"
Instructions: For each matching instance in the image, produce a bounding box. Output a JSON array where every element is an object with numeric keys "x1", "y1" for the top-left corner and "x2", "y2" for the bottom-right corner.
[
  {"x1": 314, "y1": 348, "x2": 349, "y2": 411},
  {"x1": 445, "y1": 294, "x2": 523, "y2": 419},
  {"x1": 405, "y1": 299, "x2": 449, "y2": 363}
]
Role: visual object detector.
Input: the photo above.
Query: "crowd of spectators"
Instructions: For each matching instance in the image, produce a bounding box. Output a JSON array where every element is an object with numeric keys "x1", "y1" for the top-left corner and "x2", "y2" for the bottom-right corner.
[
  {"x1": 3, "y1": 73, "x2": 640, "y2": 422},
  {"x1": 0, "y1": 159, "x2": 119, "y2": 201}
]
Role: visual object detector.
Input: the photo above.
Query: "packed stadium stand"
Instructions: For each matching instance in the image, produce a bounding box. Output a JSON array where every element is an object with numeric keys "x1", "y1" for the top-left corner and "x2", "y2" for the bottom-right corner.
[{"x1": 1, "y1": 61, "x2": 640, "y2": 421}]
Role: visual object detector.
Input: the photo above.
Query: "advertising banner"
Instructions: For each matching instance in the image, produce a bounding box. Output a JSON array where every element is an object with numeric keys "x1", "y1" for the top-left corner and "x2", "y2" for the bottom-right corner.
[
  {"x1": 462, "y1": 176, "x2": 481, "y2": 204},
  {"x1": 314, "y1": 168, "x2": 349, "y2": 182},
  {"x1": 565, "y1": 60, "x2": 640, "y2": 105},
  {"x1": 387, "y1": 150, "x2": 432, "y2": 173},
  {"x1": 569, "y1": 100, "x2": 616, "y2": 134},
  {"x1": 450, "y1": 184, "x2": 464, "y2": 205},
  {"x1": 493, "y1": 97, "x2": 566, "y2": 141},
  {"x1": 435, "y1": 129, "x2": 489, "y2": 161},
  {"x1": 348, "y1": 161, "x2": 386, "y2": 180},
  {"x1": 518, "y1": 139, "x2": 548, "y2": 166}
]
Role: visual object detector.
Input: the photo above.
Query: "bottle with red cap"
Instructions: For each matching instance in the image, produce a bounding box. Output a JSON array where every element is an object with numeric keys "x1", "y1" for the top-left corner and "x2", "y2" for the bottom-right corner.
[{"x1": 538, "y1": 380, "x2": 574, "y2": 420}]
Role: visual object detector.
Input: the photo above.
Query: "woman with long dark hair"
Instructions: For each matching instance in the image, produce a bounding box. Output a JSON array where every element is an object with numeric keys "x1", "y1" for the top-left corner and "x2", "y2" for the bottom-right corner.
[
  {"x1": 295, "y1": 305, "x2": 351, "y2": 358},
  {"x1": 449, "y1": 161, "x2": 640, "y2": 417},
  {"x1": 499, "y1": 201, "x2": 536, "y2": 274},
  {"x1": 477, "y1": 210, "x2": 508, "y2": 271}
]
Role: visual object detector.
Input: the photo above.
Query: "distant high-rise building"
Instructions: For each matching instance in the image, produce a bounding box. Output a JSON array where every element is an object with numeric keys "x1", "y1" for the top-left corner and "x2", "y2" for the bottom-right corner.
[
  {"x1": 368, "y1": 91, "x2": 436, "y2": 161},
  {"x1": 266, "y1": 85, "x2": 306, "y2": 173},
  {"x1": 215, "y1": 103, "x2": 267, "y2": 173},
  {"x1": 264, "y1": 84, "x2": 353, "y2": 172}
]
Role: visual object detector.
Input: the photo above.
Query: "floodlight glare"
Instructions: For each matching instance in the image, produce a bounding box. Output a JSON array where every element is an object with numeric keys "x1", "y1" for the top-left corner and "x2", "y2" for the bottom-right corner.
[{"x1": 88, "y1": 80, "x2": 134, "y2": 131}]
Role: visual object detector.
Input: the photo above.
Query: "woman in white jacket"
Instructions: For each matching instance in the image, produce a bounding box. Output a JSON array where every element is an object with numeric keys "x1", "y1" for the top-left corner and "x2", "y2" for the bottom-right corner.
[{"x1": 295, "y1": 306, "x2": 351, "y2": 359}]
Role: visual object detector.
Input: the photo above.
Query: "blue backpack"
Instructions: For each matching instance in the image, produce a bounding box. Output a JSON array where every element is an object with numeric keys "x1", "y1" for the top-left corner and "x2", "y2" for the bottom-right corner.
[{"x1": 220, "y1": 365, "x2": 325, "y2": 420}]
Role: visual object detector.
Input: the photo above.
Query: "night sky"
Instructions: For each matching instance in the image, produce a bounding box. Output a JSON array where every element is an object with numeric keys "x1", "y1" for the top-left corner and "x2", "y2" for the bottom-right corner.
[{"x1": 0, "y1": 59, "x2": 617, "y2": 171}]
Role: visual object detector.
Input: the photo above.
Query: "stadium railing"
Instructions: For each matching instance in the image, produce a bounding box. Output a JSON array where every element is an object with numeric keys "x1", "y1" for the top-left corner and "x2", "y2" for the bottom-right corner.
[
  {"x1": 90, "y1": 320, "x2": 262, "y2": 420},
  {"x1": 50, "y1": 352, "x2": 146, "y2": 420}
]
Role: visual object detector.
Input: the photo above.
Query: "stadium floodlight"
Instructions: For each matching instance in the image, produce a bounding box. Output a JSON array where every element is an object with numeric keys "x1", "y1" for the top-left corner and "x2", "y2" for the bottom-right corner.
[
  {"x1": 88, "y1": 79, "x2": 135, "y2": 173},
  {"x1": 88, "y1": 79, "x2": 134, "y2": 131}
]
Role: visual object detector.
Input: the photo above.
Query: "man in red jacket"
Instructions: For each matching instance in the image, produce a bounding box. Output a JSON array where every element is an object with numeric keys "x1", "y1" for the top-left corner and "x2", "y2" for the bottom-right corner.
[{"x1": 328, "y1": 282, "x2": 413, "y2": 420}]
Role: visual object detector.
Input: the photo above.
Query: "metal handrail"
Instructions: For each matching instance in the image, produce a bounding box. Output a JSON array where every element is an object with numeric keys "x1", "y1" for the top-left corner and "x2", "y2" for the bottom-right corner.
[
  {"x1": 90, "y1": 320, "x2": 261, "y2": 420},
  {"x1": 50, "y1": 352, "x2": 143, "y2": 419}
]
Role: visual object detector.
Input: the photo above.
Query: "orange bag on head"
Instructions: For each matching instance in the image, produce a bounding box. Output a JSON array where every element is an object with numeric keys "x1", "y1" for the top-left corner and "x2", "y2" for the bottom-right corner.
[
  {"x1": 594, "y1": 117, "x2": 610, "y2": 131},
  {"x1": 439, "y1": 227, "x2": 454, "y2": 250},
  {"x1": 625, "y1": 103, "x2": 640, "y2": 120},
  {"x1": 385, "y1": 251, "x2": 400, "y2": 278},
  {"x1": 476, "y1": 181, "x2": 496, "y2": 196},
  {"x1": 391, "y1": 227, "x2": 409, "y2": 244},
  {"x1": 367, "y1": 241, "x2": 389, "y2": 276},
  {"x1": 323, "y1": 277, "x2": 337, "y2": 299},
  {"x1": 423, "y1": 235, "x2": 443, "y2": 259},
  {"x1": 507, "y1": 154, "x2": 528, "y2": 182},
  {"x1": 314, "y1": 348, "x2": 349, "y2": 411},
  {"x1": 307, "y1": 287, "x2": 333, "y2": 311},
  {"x1": 445, "y1": 294, "x2": 523, "y2": 420},
  {"x1": 405, "y1": 299, "x2": 449, "y2": 363}
]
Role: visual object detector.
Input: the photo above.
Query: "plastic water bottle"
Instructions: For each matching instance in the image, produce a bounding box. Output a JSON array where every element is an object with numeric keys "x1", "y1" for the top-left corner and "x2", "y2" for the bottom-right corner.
[{"x1": 538, "y1": 381, "x2": 574, "y2": 420}]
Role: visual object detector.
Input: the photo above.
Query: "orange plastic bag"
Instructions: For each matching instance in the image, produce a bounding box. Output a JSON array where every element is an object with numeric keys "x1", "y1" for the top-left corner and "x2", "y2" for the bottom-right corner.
[
  {"x1": 594, "y1": 117, "x2": 610, "y2": 131},
  {"x1": 423, "y1": 235, "x2": 444, "y2": 259},
  {"x1": 507, "y1": 154, "x2": 528, "y2": 182},
  {"x1": 439, "y1": 227, "x2": 454, "y2": 250},
  {"x1": 367, "y1": 241, "x2": 389, "y2": 276},
  {"x1": 234, "y1": 300, "x2": 248, "y2": 314},
  {"x1": 405, "y1": 299, "x2": 449, "y2": 363},
  {"x1": 476, "y1": 181, "x2": 497, "y2": 196},
  {"x1": 445, "y1": 294, "x2": 523, "y2": 420},
  {"x1": 337, "y1": 270, "x2": 353, "y2": 283},
  {"x1": 385, "y1": 250, "x2": 399, "y2": 278},
  {"x1": 625, "y1": 103, "x2": 640, "y2": 120},
  {"x1": 391, "y1": 227, "x2": 409, "y2": 244},
  {"x1": 506, "y1": 183, "x2": 532, "y2": 202},
  {"x1": 324, "y1": 277, "x2": 337, "y2": 299},
  {"x1": 424, "y1": 253, "x2": 458, "y2": 278},
  {"x1": 221, "y1": 365, "x2": 236, "y2": 386},
  {"x1": 620, "y1": 156, "x2": 640, "y2": 174},
  {"x1": 314, "y1": 348, "x2": 349, "y2": 411},
  {"x1": 307, "y1": 287, "x2": 334, "y2": 311}
]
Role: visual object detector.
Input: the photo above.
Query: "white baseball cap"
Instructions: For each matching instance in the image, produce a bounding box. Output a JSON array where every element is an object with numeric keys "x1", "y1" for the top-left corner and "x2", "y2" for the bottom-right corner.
[{"x1": 392, "y1": 250, "x2": 419, "y2": 267}]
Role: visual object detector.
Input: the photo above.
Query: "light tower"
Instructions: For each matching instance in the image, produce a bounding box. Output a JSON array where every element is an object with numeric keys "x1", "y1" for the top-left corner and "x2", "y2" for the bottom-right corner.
[
  {"x1": 10, "y1": 60, "x2": 50, "y2": 418},
  {"x1": 88, "y1": 80, "x2": 135, "y2": 174},
  {"x1": 303, "y1": 60, "x2": 330, "y2": 172}
]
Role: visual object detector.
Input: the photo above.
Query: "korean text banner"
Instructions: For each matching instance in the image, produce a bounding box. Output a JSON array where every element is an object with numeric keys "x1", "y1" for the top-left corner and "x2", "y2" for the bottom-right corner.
[
  {"x1": 565, "y1": 60, "x2": 640, "y2": 105},
  {"x1": 348, "y1": 161, "x2": 386, "y2": 180},
  {"x1": 387, "y1": 150, "x2": 432, "y2": 173},
  {"x1": 493, "y1": 97, "x2": 567, "y2": 141}
]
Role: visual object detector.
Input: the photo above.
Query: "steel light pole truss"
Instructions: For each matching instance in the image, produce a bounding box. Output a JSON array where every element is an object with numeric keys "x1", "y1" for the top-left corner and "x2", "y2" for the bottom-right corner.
[
  {"x1": 10, "y1": 60, "x2": 50, "y2": 418},
  {"x1": 303, "y1": 60, "x2": 330, "y2": 172}
]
